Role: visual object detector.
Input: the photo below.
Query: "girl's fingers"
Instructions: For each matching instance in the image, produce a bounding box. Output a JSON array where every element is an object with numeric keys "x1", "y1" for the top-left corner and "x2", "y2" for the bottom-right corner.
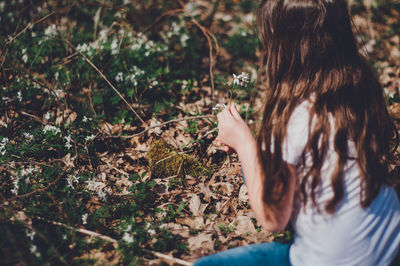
[{"x1": 230, "y1": 103, "x2": 242, "y2": 120}]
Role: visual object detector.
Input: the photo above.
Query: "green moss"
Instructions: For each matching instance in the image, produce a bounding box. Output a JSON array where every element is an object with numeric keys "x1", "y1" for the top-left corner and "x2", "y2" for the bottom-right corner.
[{"x1": 147, "y1": 139, "x2": 208, "y2": 178}]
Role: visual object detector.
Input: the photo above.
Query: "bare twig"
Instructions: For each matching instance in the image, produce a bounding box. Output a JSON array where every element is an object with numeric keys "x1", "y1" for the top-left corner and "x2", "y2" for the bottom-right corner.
[
  {"x1": 65, "y1": 39, "x2": 146, "y2": 125},
  {"x1": 190, "y1": 18, "x2": 219, "y2": 109},
  {"x1": 110, "y1": 114, "x2": 215, "y2": 139},
  {"x1": 20, "y1": 111, "x2": 46, "y2": 125},
  {"x1": 143, "y1": 249, "x2": 193, "y2": 266}
]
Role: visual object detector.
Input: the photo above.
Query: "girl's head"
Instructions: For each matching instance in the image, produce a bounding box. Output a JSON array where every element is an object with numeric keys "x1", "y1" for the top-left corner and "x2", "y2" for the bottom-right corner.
[
  {"x1": 256, "y1": 0, "x2": 398, "y2": 213},
  {"x1": 257, "y1": 0, "x2": 357, "y2": 91}
]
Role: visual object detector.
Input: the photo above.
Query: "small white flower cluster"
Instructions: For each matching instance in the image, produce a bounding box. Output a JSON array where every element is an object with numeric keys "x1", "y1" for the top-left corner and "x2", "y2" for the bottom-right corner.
[
  {"x1": 43, "y1": 125, "x2": 61, "y2": 135},
  {"x1": 162, "y1": 21, "x2": 189, "y2": 47},
  {"x1": 148, "y1": 78, "x2": 158, "y2": 88},
  {"x1": 67, "y1": 172, "x2": 79, "y2": 189},
  {"x1": 212, "y1": 103, "x2": 227, "y2": 111},
  {"x1": 122, "y1": 224, "x2": 134, "y2": 243},
  {"x1": 76, "y1": 38, "x2": 104, "y2": 57},
  {"x1": 44, "y1": 111, "x2": 51, "y2": 120},
  {"x1": 44, "y1": 24, "x2": 57, "y2": 38},
  {"x1": 11, "y1": 174, "x2": 19, "y2": 195},
  {"x1": 82, "y1": 213, "x2": 88, "y2": 225},
  {"x1": 125, "y1": 66, "x2": 146, "y2": 86},
  {"x1": 85, "y1": 134, "x2": 96, "y2": 142},
  {"x1": 10, "y1": 165, "x2": 35, "y2": 195},
  {"x1": 111, "y1": 39, "x2": 119, "y2": 55},
  {"x1": 233, "y1": 72, "x2": 250, "y2": 86},
  {"x1": 17, "y1": 91, "x2": 22, "y2": 102},
  {"x1": 30, "y1": 244, "x2": 40, "y2": 257},
  {"x1": 130, "y1": 32, "x2": 166, "y2": 56},
  {"x1": 23, "y1": 132, "x2": 34, "y2": 143},
  {"x1": 21, "y1": 48, "x2": 28, "y2": 63},
  {"x1": 82, "y1": 116, "x2": 92, "y2": 123},
  {"x1": 0, "y1": 137, "x2": 9, "y2": 155},
  {"x1": 115, "y1": 72, "x2": 123, "y2": 83},
  {"x1": 86, "y1": 174, "x2": 111, "y2": 201},
  {"x1": 64, "y1": 135, "x2": 72, "y2": 150},
  {"x1": 26, "y1": 229, "x2": 36, "y2": 240}
]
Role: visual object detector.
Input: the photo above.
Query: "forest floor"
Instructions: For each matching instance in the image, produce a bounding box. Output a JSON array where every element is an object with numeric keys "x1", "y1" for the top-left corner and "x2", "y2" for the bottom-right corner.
[{"x1": 0, "y1": 1, "x2": 399, "y2": 265}]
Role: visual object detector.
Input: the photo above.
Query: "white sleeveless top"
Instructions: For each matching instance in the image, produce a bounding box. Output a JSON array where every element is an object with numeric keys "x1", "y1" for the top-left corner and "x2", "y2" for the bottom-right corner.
[{"x1": 282, "y1": 100, "x2": 400, "y2": 266}]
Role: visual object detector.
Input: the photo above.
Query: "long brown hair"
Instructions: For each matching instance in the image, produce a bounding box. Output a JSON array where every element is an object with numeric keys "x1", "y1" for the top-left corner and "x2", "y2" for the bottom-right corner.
[{"x1": 256, "y1": 0, "x2": 399, "y2": 213}]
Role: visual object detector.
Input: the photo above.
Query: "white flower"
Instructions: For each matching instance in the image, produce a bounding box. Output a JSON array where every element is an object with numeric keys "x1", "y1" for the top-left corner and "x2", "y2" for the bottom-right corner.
[
  {"x1": 232, "y1": 72, "x2": 250, "y2": 86},
  {"x1": 67, "y1": 173, "x2": 79, "y2": 188},
  {"x1": 82, "y1": 213, "x2": 88, "y2": 225},
  {"x1": 23, "y1": 132, "x2": 33, "y2": 142},
  {"x1": 239, "y1": 72, "x2": 250, "y2": 86},
  {"x1": 30, "y1": 244, "x2": 40, "y2": 257},
  {"x1": 82, "y1": 116, "x2": 88, "y2": 122},
  {"x1": 44, "y1": 24, "x2": 57, "y2": 38},
  {"x1": 97, "y1": 190, "x2": 107, "y2": 201},
  {"x1": 43, "y1": 125, "x2": 61, "y2": 135},
  {"x1": 65, "y1": 142, "x2": 72, "y2": 150},
  {"x1": 17, "y1": 91, "x2": 22, "y2": 102},
  {"x1": 26, "y1": 230, "x2": 35, "y2": 240},
  {"x1": 54, "y1": 72, "x2": 59, "y2": 81},
  {"x1": 115, "y1": 72, "x2": 123, "y2": 83},
  {"x1": 122, "y1": 232, "x2": 134, "y2": 243},
  {"x1": 0, "y1": 137, "x2": 9, "y2": 156},
  {"x1": 180, "y1": 33, "x2": 189, "y2": 46},
  {"x1": 212, "y1": 103, "x2": 227, "y2": 111},
  {"x1": 22, "y1": 54, "x2": 28, "y2": 64},
  {"x1": 44, "y1": 112, "x2": 51, "y2": 120},
  {"x1": 64, "y1": 135, "x2": 72, "y2": 143},
  {"x1": 30, "y1": 244, "x2": 37, "y2": 253},
  {"x1": 233, "y1": 73, "x2": 240, "y2": 85},
  {"x1": 111, "y1": 39, "x2": 119, "y2": 55},
  {"x1": 85, "y1": 134, "x2": 96, "y2": 141},
  {"x1": 11, "y1": 175, "x2": 19, "y2": 195}
]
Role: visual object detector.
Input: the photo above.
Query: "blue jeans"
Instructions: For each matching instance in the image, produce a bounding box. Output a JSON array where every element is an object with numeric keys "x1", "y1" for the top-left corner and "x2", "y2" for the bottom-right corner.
[{"x1": 194, "y1": 241, "x2": 291, "y2": 266}]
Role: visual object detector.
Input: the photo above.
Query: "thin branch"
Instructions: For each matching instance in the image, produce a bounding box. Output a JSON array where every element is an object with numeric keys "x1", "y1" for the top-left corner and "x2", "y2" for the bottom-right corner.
[
  {"x1": 143, "y1": 249, "x2": 193, "y2": 266},
  {"x1": 110, "y1": 114, "x2": 215, "y2": 139},
  {"x1": 64, "y1": 39, "x2": 146, "y2": 125}
]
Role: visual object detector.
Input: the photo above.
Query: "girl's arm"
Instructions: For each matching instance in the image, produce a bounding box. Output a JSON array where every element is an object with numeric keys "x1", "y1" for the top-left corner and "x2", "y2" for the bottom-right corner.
[{"x1": 216, "y1": 104, "x2": 296, "y2": 232}]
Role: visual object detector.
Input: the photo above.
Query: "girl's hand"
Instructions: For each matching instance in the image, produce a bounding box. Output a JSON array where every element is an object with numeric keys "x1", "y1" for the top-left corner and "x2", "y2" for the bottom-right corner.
[{"x1": 215, "y1": 103, "x2": 253, "y2": 153}]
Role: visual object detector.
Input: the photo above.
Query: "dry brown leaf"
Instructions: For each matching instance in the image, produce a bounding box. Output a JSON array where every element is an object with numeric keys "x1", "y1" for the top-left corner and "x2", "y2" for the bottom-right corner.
[
  {"x1": 188, "y1": 194, "x2": 208, "y2": 217},
  {"x1": 61, "y1": 153, "x2": 75, "y2": 168},
  {"x1": 211, "y1": 182, "x2": 234, "y2": 196},
  {"x1": 176, "y1": 217, "x2": 205, "y2": 230},
  {"x1": 160, "y1": 223, "x2": 190, "y2": 238},
  {"x1": 389, "y1": 102, "x2": 400, "y2": 120},
  {"x1": 230, "y1": 216, "x2": 257, "y2": 236},
  {"x1": 198, "y1": 182, "x2": 214, "y2": 202},
  {"x1": 238, "y1": 185, "x2": 248, "y2": 202},
  {"x1": 188, "y1": 233, "x2": 214, "y2": 254}
]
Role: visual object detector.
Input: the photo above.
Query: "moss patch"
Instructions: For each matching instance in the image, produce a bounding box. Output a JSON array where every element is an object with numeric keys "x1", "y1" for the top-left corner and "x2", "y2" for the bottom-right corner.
[{"x1": 147, "y1": 139, "x2": 208, "y2": 178}]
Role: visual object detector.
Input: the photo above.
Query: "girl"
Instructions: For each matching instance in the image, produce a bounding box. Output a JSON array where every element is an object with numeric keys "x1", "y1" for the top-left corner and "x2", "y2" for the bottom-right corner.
[{"x1": 195, "y1": 0, "x2": 400, "y2": 265}]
